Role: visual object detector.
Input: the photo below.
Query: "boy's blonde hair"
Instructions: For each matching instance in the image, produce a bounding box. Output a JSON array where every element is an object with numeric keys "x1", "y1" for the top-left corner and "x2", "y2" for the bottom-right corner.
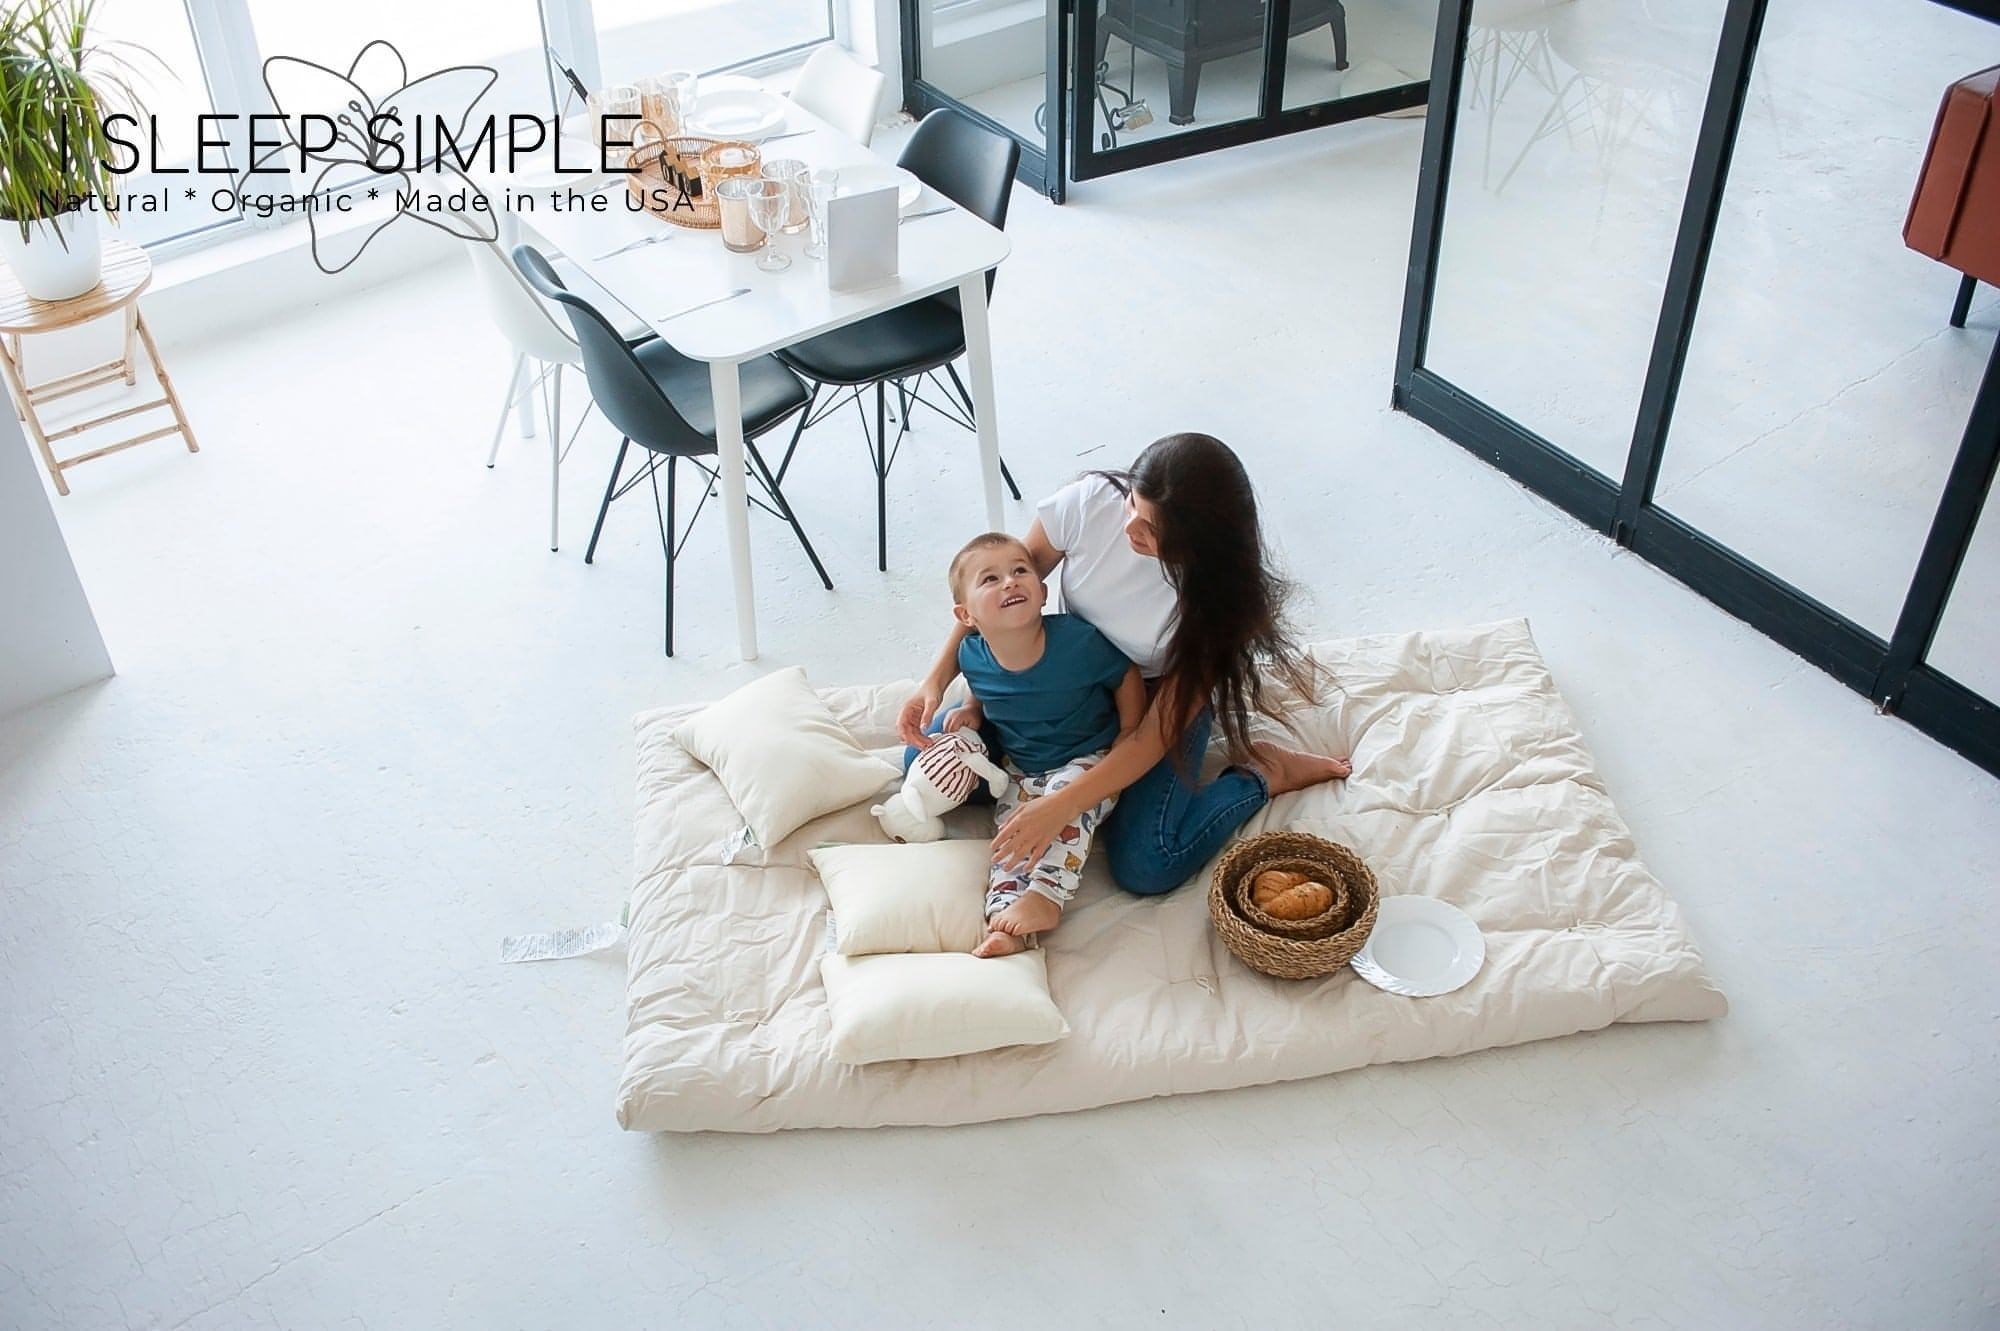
[{"x1": 948, "y1": 532, "x2": 1033, "y2": 603}]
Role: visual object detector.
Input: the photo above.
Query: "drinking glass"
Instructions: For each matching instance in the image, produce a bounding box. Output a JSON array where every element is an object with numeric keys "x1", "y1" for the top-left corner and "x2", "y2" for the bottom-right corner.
[
  {"x1": 759, "y1": 158, "x2": 809, "y2": 233},
  {"x1": 804, "y1": 168, "x2": 839, "y2": 261},
  {"x1": 588, "y1": 84, "x2": 642, "y2": 168},
  {"x1": 665, "y1": 70, "x2": 700, "y2": 132},
  {"x1": 635, "y1": 74, "x2": 679, "y2": 136},
  {"x1": 746, "y1": 180, "x2": 791, "y2": 272}
]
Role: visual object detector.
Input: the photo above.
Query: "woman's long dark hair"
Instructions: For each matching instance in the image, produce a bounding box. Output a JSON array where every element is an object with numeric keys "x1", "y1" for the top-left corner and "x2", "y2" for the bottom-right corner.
[{"x1": 1097, "y1": 433, "x2": 1319, "y2": 764}]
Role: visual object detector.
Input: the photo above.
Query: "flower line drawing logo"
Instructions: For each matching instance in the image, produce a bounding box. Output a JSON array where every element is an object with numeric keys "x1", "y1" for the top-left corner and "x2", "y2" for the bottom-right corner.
[{"x1": 247, "y1": 40, "x2": 500, "y2": 274}]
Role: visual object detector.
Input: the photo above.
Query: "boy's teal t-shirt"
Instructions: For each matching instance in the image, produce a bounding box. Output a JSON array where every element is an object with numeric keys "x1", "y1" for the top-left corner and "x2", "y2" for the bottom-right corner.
[{"x1": 959, "y1": 613, "x2": 1132, "y2": 774}]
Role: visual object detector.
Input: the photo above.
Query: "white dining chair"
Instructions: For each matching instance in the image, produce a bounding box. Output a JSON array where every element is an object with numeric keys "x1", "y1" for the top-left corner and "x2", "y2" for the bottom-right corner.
[
  {"x1": 787, "y1": 46, "x2": 886, "y2": 146},
  {"x1": 456, "y1": 204, "x2": 649, "y2": 552}
]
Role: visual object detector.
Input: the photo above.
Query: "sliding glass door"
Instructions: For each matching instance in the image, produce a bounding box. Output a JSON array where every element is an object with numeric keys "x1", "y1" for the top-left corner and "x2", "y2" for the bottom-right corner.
[
  {"x1": 1395, "y1": 0, "x2": 2000, "y2": 776},
  {"x1": 902, "y1": 0, "x2": 1435, "y2": 201}
]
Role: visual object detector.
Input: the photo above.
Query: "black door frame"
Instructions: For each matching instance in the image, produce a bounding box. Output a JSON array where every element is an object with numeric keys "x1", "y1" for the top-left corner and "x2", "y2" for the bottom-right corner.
[
  {"x1": 1070, "y1": 0, "x2": 1429, "y2": 183},
  {"x1": 1393, "y1": 0, "x2": 2000, "y2": 777},
  {"x1": 900, "y1": 0, "x2": 1432, "y2": 201}
]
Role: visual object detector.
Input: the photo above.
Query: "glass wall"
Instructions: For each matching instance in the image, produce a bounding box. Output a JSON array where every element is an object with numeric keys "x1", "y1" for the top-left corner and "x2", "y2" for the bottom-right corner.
[
  {"x1": 902, "y1": 0, "x2": 1435, "y2": 202},
  {"x1": 1396, "y1": 0, "x2": 2000, "y2": 775},
  {"x1": 1425, "y1": 0, "x2": 1725, "y2": 480},
  {"x1": 1650, "y1": 0, "x2": 1996, "y2": 638},
  {"x1": 1926, "y1": 497, "x2": 2000, "y2": 704}
]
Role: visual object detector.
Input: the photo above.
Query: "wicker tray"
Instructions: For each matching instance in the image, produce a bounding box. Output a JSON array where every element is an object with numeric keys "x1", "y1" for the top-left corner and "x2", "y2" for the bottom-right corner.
[
  {"x1": 626, "y1": 128, "x2": 756, "y2": 231},
  {"x1": 1209, "y1": 832, "x2": 1380, "y2": 980}
]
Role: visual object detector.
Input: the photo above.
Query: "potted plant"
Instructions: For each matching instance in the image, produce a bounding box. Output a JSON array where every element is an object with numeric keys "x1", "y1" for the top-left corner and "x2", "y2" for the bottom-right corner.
[{"x1": 0, "y1": 1, "x2": 145, "y2": 301}]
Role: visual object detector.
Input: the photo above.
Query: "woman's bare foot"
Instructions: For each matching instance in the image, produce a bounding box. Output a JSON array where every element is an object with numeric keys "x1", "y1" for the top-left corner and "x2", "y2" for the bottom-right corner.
[
  {"x1": 973, "y1": 928, "x2": 1026, "y2": 958},
  {"x1": 1248, "y1": 740, "x2": 1353, "y2": 796}
]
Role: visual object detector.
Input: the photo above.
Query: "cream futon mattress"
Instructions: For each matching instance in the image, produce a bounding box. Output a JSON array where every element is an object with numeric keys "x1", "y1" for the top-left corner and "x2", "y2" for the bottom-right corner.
[{"x1": 617, "y1": 620, "x2": 1726, "y2": 1132}]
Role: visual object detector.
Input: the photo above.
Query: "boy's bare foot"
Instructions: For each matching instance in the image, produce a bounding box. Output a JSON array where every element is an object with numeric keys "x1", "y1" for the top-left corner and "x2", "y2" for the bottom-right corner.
[
  {"x1": 1247, "y1": 740, "x2": 1353, "y2": 796},
  {"x1": 992, "y1": 891, "x2": 1062, "y2": 938},
  {"x1": 973, "y1": 928, "x2": 1026, "y2": 958}
]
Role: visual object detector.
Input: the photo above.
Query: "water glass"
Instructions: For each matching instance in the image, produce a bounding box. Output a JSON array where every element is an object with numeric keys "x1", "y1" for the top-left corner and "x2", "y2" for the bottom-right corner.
[
  {"x1": 746, "y1": 180, "x2": 792, "y2": 272},
  {"x1": 635, "y1": 74, "x2": 680, "y2": 136},
  {"x1": 663, "y1": 70, "x2": 699, "y2": 134},
  {"x1": 588, "y1": 84, "x2": 642, "y2": 168},
  {"x1": 759, "y1": 158, "x2": 809, "y2": 233},
  {"x1": 804, "y1": 168, "x2": 839, "y2": 261}
]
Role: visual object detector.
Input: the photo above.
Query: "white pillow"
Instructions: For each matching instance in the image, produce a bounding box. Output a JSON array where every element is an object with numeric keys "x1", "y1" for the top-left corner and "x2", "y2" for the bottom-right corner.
[
  {"x1": 673, "y1": 666, "x2": 900, "y2": 849},
  {"x1": 820, "y1": 951, "x2": 1069, "y2": 1065},
  {"x1": 809, "y1": 840, "x2": 990, "y2": 955}
]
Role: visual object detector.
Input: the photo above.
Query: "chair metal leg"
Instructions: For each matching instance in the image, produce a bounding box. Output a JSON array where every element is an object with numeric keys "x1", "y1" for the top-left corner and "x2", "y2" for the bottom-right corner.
[
  {"x1": 548, "y1": 365, "x2": 563, "y2": 551},
  {"x1": 775, "y1": 382, "x2": 816, "y2": 484},
  {"x1": 747, "y1": 437, "x2": 833, "y2": 591},
  {"x1": 944, "y1": 361, "x2": 1022, "y2": 500},
  {"x1": 651, "y1": 454, "x2": 676, "y2": 656},
  {"x1": 586, "y1": 437, "x2": 630, "y2": 566},
  {"x1": 489, "y1": 352, "x2": 526, "y2": 466},
  {"x1": 875, "y1": 381, "x2": 889, "y2": 572},
  {"x1": 897, "y1": 379, "x2": 913, "y2": 428},
  {"x1": 1951, "y1": 273, "x2": 1977, "y2": 329},
  {"x1": 516, "y1": 357, "x2": 539, "y2": 438}
]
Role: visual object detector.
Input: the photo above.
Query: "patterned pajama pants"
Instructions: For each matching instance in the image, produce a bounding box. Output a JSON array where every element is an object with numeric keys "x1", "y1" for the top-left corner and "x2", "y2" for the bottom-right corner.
[{"x1": 986, "y1": 750, "x2": 1117, "y2": 920}]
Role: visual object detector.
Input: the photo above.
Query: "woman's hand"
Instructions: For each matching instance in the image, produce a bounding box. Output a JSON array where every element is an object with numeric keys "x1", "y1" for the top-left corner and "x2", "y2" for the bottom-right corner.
[
  {"x1": 896, "y1": 683, "x2": 945, "y2": 749},
  {"x1": 991, "y1": 793, "x2": 1076, "y2": 873},
  {"x1": 942, "y1": 700, "x2": 984, "y2": 733}
]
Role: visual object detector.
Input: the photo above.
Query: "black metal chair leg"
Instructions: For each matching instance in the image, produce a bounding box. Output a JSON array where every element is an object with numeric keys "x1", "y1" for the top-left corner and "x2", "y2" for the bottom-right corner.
[
  {"x1": 875, "y1": 381, "x2": 889, "y2": 572},
  {"x1": 586, "y1": 437, "x2": 631, "y2": 565},
  {"x1": 897, "y1": 379, "x2": 914, "y2": 429},
  {"x1": 650, "y1": 454, "x2": 676, "y2": 656},
  {"x1": 775, "y1": 383, "x2": 816, "y2": 483},
  {"x1": 1951, "y1": 273, "x2": 1977, "y2": 329},
  {"x1": 747, "y1": 438, "x2": 834, "y2": 591},
  {"x1": 944, "y1": 361, "x2": 1023, "y2": 501}
]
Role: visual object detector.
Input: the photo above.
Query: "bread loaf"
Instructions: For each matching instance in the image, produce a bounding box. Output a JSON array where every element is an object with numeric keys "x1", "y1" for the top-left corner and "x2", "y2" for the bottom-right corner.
[{"x1": 1252, "y1": 869, "x2": 1332, "y2": 920}]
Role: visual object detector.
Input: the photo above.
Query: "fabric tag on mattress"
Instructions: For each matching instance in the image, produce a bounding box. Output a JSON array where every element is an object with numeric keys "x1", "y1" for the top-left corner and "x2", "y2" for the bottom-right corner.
[
  {"x1": 717, "y1": 825, "x2": 757, "y2": 864},
  {"x1": 499, "y1": 921, "x2": 625, "y2": 963}
]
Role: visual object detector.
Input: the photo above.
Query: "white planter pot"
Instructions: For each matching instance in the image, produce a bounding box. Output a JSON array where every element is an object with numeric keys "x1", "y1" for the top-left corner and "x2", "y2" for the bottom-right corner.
[{"x1": 0, "y1": 209, "x2": 104, "y2": 302}]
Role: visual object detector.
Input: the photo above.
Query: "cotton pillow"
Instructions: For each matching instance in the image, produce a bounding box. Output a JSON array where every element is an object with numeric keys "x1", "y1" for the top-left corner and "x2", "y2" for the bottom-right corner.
[
  {"x1": 673, "y1": 666, "x2": 900, "y2": 849},
  {"x1": 819, "y1": 951, "x2": 1069, "y2": 1065},
  {"x1": 809, "y1": 840, "x2": 990, "y2": 955}
]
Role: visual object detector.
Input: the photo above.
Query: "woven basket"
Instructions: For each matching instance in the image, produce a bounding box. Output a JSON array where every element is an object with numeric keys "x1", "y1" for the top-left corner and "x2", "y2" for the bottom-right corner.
[
  {"x1": 626, "y1": 126, "x2": 756, "y2": 230},
  {"x1": 1209, "y1": 832, "x2": 1379, "y2": 980}
]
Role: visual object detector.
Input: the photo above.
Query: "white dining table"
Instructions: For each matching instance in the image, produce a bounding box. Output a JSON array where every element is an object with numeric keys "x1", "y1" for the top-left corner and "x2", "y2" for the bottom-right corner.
[{"x1": 505, "y1": 96, "x2": 1012, "y2": 661}]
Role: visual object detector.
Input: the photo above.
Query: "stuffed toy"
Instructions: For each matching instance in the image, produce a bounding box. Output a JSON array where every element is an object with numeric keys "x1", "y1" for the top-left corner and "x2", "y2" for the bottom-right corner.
[{"x1": 871, "y1": 729, "x2": 1009, "y2": 843}]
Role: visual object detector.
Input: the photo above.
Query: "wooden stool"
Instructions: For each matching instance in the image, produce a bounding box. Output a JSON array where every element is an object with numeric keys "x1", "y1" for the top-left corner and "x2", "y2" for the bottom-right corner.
[{"x1": 0, "y1": 236, "x2": 199, "y2": 495}]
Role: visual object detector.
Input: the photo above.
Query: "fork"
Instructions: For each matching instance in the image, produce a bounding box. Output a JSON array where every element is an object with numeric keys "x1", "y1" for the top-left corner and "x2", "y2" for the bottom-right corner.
[
  {"x1": 898, "y1": 206, "x2": 954, "y2": 224},
  {"x1": 594, "y1": 232, "x2": 673, "y2": 260}
]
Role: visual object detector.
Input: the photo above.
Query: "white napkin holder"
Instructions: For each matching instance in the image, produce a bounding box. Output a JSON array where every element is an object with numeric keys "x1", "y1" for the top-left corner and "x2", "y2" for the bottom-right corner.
[{"x1": 825, "y1": 186, "x2": 899, "y2": 291}]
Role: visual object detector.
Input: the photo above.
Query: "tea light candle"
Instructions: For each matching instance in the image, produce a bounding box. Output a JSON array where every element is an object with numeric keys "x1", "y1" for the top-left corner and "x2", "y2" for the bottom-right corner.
[{"x1": 714, "y1": 177, "x2": 764, "y2": 253}]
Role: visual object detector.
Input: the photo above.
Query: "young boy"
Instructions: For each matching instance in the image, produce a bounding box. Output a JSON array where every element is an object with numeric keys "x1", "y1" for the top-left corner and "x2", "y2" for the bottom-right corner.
[{"x1": 939, "y1": 533, "x2": 1146, "y2": 957}]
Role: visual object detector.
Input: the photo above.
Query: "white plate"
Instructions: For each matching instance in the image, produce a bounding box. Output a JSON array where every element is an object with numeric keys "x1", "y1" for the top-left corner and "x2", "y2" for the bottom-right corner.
[
  {"x1": 1350, "y1": 896, "x2": 1484, "y2": 997},
  {"x1": 686, "y1": 85, "x2": 788, "y2": 142},
  {"x1": 834, "y1": 163, "x2": 923, "y2": 212}
]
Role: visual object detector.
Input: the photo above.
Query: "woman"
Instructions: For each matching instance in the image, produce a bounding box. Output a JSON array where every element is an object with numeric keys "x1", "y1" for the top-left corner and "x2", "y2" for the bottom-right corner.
[{"x1": 897, "y1": 432, "x2": 1351, "y2": 898}]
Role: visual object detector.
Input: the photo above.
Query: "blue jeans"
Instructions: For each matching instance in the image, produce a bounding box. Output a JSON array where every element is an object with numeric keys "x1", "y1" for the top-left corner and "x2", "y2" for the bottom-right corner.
[{"x1": 1101, "y1": 707, "x2": 1268, "y2": 896}]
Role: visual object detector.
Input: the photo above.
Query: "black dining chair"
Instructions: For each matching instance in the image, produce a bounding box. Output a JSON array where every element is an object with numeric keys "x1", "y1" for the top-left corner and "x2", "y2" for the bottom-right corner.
[
  {"x1": 771, "y1": 108, "x2": 1024, "y2": 572},
  {"x1": 513, "y1": 245, "x2": 831, "y2": 656}
]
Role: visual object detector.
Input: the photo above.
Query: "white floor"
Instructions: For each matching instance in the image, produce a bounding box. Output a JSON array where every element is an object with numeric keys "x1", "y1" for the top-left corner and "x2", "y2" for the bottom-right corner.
[{"x1": 4, "y1": 80, "x2": 1999, "y2": 1331}]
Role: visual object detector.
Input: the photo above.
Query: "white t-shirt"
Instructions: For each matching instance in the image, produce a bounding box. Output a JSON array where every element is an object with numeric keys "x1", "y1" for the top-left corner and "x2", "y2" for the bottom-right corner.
[{"x1": 1036, "y1": 476, "x2": 1180, "y2": 678}]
